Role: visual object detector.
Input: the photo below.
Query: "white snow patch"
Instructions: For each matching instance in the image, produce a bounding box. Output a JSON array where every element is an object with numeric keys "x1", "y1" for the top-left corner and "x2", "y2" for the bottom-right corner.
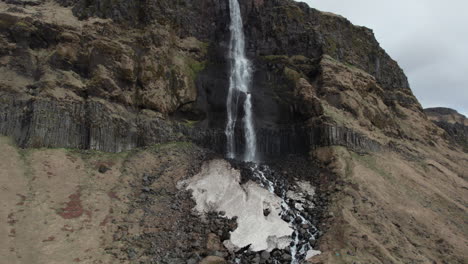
[{"x1": 180, "y1": 159, "x2": 293, "y2": 252}]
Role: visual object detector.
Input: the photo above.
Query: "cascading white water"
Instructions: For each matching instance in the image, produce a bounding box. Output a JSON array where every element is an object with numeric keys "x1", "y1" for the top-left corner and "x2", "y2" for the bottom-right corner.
[
  {"x1": 250, "y1": 164, "x2": 321, "y2": 264},
  {"x1": 225, "y1": 0, "x2": 257, "y2": 162}
]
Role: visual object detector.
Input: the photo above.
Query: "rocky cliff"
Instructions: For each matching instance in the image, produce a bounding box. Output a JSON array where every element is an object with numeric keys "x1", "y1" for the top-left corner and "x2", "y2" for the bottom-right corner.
[
  {"x1": 1, "y1": 0, "x2": 467, "y2": 264},
  {"x1": 0, "y1": 0, "x2": 423, "y2": 156},
  {"x1": 425, "y1": 107, "x2": 468, "y2": 151}
]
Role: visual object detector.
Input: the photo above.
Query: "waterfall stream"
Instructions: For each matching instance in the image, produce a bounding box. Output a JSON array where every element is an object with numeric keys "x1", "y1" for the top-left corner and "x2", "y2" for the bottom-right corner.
[
  {"x1": 225, "y1": 0, "x2": 257, "y2": 162},
  {"x1": 224, "y1": 1, "x2": 320, "y2": 262},
  {"x1": 249, "y1": 164, "x2": 320, "y2": 264}
]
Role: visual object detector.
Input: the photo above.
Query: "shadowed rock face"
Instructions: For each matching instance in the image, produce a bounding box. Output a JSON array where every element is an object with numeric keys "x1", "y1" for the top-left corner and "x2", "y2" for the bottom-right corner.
[{"x1": 191, "y1": 0, "x2": 408, "y2": 157}]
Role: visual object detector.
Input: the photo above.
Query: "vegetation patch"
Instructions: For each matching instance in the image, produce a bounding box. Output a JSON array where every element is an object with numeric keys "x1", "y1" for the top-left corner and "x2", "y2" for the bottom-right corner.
[
  {"x1": 274, "y1": 5, "x2": 305, "y2": 22},
  {"x1": 262, "y1": 54, "x2": 289, "y2": 62},
  {"x1": 182, "y1": 119, "x2": 199, "y2": 128},
  {"x1": 187, "y1": 58, "x2": 206, "y2": 80},
  {"x1": 350, "y1": 152, "x2": 392, "y2": 180},
  {"x1": 325, "y1": 37, "x2": 339, "y2": 55},
  {"x1": 147, "y1": 141, "x2": 193, "y2": 153},
  {"x1": 283, "y1": 67, "x2": 302, "y2": 83},
  {"x1": 322, "y1": 103, "x2": 348, "y2": 125},
  {"x1": 71, "y1": 148, "x2": 130, "y2": 161}
]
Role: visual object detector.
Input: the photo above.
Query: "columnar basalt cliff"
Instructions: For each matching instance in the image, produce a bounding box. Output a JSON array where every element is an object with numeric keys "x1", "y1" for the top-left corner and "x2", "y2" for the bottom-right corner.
[{"x1": 1, "y1": 1, "x2": 467, "y2": 264}]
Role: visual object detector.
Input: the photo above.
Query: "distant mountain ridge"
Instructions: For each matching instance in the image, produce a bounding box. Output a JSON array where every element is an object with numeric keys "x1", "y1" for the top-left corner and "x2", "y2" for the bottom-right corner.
[{"x1": 425, "y1": 107, "x2": 468, "y2": 151}]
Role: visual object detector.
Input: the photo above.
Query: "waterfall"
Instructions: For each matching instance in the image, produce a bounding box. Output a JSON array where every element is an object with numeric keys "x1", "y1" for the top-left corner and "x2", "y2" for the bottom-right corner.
[
  {"x1": 225, "y1": 0, "x2": 257, "y2": 162},
  {"x1": 222, "y1": 1, "x2": 321, "y2": 263}
]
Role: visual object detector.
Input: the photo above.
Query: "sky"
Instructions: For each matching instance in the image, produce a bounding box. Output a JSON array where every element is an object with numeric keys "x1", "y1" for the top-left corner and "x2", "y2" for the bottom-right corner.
[{"x1": 299, "y1": 0, "x2": 468, "y2": 116}]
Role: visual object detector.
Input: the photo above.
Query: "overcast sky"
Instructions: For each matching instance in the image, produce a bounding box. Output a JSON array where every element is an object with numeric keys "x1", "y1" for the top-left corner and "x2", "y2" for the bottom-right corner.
[{"x1": 300, "y1": 0, "x2": 468, "y2": 116}]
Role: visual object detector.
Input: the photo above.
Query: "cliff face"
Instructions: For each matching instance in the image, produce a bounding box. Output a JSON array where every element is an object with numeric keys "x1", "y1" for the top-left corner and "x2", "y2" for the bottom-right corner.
[
  {"x1": 0, "y1": 0, "x2": 423, "y2": 156},
  {"x1": 1, "y1": 1, "x2": 467, "y2": 264},
  {"x1": 0, "y1": 1, "x2": 211, "y2": 151},
  {"x1": 425, "y1": 107, "x2": 468, "y2": 151}
]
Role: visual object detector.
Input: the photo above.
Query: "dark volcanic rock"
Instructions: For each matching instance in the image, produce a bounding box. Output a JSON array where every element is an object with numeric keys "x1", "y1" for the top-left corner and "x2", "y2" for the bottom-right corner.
[
  {"x1": 0, "y1": 0, "x2": 421, "y2": 156},
  {"x1": 425, "y1": 107, "x2": 468, "y2": 151},
  {"x1": 0, "y1": 92, "x2": 195, "y2": 152}
]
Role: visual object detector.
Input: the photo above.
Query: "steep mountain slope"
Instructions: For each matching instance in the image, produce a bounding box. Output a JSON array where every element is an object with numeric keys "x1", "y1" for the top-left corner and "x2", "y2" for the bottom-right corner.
[
  {"x1": 0, "y1": 136, "x2": 217, "y2": 264},
  {"x1": 0, "y1": 0, "x2": 467, "y2": 263}
]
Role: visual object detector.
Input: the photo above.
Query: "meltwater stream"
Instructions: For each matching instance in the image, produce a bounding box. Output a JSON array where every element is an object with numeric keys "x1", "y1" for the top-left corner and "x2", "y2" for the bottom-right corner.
[
  {"x1": 249, "y1": 164, "x2": 320, "y2": 264},
  {"x1": 225, "y1": 0, "x2": 257, "y2": 162}
]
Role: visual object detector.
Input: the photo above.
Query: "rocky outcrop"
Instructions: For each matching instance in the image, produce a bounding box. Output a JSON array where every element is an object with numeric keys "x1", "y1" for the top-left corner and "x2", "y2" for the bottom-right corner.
[
  {"x1": 0, "y1": 91, "x2": 199, "y2": 152},
  {"x1": 425, "y1": 107, "x2": 468, "y2": 151},
  {"x1": 0, "y1": 1, "x2": 209, "y2": 152}
]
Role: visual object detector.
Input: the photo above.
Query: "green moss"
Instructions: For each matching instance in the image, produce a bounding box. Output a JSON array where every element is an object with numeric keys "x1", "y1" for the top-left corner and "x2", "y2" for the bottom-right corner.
[
  {"x1": 322, "y1": 104, "x2": 348, "y2": 125},
  {"x1": 344, "y1": 62, "x2": 359, "y2": 70},
  {"x1": 187, "y1": 59, "x2": 206, "y2": 80},
  {"x1": 290, "y1": 55, "x2": 309, "y2": 64},
  {"x1": 262, "y1": 55, "x2": 289, "y2": 62},
  {"x1": 146, "y1": 141, "x2": 193, "y2": 153},
  {"x1": 14, "y1": 20, "x2": 37, "y2": 31},
  {"x1": 325, "y1": 37, "x2": 339, "y2": 55},
  {"x1": 283, "y1": 67, "x2": 302, "y2": 83},
  {"x1": 285, "y1": 6, "x2": 304, "y2": 21},
  {"x1": 182, "y1": 119, "x2": 199, "y2": 128},
  {"x1": 199, "y1": 41, "x2": 209, "y2": 53},
  {"x1": 0, "y1": 18, "x2": 35, "y2": 31},
  {"x1": 15, "y1": 21, "x2": 29, "y2": 27},
  {"x1": 171, "y1": 53, "x2": 206, "y2": 83},
  {"x1": 274, "y1": 5, "x2": 305, "y2": 22}
]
